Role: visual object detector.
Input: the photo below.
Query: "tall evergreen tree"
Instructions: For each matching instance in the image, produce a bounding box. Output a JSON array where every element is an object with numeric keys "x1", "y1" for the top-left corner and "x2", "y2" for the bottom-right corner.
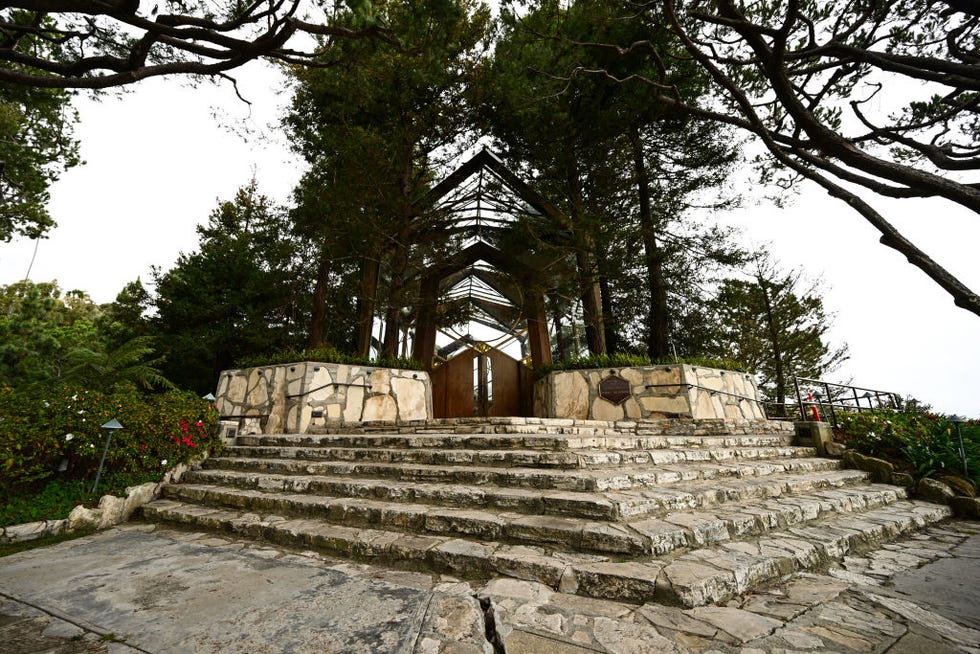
[
  {"x1": 152, "y1": 182, "x2": 309, "y2": 392},
  {"x1": 0, "y1": 38, "x2": 79, "y2": 240},
  {"x1": 479, "y1": 0, "x2": 741, "y2": 357},
  {"x1": 705, "y1": 257, "x2": 849, "y2": 411},
  {"x1": 285, "y1": 0, "x2": 492, "y2": 357}
]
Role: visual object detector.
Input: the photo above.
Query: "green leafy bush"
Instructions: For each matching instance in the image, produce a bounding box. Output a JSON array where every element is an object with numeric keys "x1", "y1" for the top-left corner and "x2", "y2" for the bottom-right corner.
[
  {"x1": 236, "y1": 346, "x2": 424, "y2": 371},
  {"x1": 1, "y1": 470, "x2": 160, "y2": 526},
  {"x1": 837, "y1": 408, "x2": 979, "y2": 486},
  {"x1": 0, "y1": 383, "x2": 220, "y2": 508}
]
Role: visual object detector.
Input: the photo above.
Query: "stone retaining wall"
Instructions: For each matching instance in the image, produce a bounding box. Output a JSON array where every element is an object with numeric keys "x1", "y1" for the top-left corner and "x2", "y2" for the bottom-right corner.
[
  {"x1": 0, "y1": 462, "x2": 195, "y2": 545},
  {"x1": 216, "y1": 362, "x2": 432, "y2": 434},
  {"x1": 534, "y1": 364, "x2": 766, "y2": 422}
]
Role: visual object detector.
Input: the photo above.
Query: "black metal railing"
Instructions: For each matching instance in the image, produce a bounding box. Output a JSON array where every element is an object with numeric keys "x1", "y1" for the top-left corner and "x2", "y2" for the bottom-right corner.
[
  {"x1": 285, "y1": 381, "x2": 371, "y2": 399},
  {"x1": 791, "y1": 376, "x2": 901, "y2": 427},
  {"x1": 644, "y1": 383, "x2": 764, "y2": 405}
]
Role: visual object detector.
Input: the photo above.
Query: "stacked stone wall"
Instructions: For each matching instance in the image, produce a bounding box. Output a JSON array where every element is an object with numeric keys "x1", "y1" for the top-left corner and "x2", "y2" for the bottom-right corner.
[
  {"x1": 534, "y1": 365, "x2": 766, "y2": 422},
  {"x1": 216, "y1": 362, "x2": 432, "y2": 434}
]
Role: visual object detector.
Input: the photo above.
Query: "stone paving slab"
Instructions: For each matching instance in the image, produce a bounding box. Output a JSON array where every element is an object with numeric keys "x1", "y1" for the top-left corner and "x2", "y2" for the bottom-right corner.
[
  {"x1": 482, "y1": 520, "x2": 980, "y2": 654},
  {"x1": 0, "y1": 525, "x2": 492, "y2": 654},
  {"x1": 2, "y1": 519, "x2": 979, "y2": 654}
]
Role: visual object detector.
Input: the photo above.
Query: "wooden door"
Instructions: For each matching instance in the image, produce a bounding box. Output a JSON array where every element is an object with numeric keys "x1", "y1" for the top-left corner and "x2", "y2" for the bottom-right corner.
[{"x1": 431, "y1": 346, "x2": 530, "y2": 418}]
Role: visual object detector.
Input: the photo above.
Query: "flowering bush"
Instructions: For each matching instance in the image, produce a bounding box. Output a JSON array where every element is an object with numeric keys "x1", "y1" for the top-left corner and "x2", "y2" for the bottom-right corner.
[
  {"x1": 837, "y1": 408, "x2": 979, "y2": 486},
  {"x1": 0, "y1": 383, "x2": 220, "y2": 499}
]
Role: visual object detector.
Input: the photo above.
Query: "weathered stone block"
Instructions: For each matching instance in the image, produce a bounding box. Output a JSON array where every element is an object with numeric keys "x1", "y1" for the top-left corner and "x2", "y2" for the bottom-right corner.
[
  {"x1": 842, "y1": 450, "x2": 894, "y2": 483},
  {"x1": 795, "y1": 421, "x2": 834, "y2": 456},
  {"x1": 572, "y1": 561, "x2": 664, "y2": 603},
  {"x1": 949, "y1": 495, "x2": 980, "y2": 519},
  {"x1": 917, "y1": 477, "x2": 955, "y2": 504},
  {"x1": 639, "y1": 395, "x2": 690, "y2": 415},
  {"x1": 362, "y1": 395, "x2": 398, "y2": 422},
  {"x1": 937, "y1": 475, "x2": 976, "y2": 497},
  {"x1": 553, "y1": 372, "x2": 590, "y2": 419},
  {"x1": 891, "y1": 472, "x2": 915, "y2": 489}
]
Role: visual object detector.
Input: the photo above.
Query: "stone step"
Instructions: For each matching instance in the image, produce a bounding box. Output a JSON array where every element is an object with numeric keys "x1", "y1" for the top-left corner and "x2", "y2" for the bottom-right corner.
[
  {"x1": 140, "y1": 498, "x2": 950, "y2": 607},
  {"x1": 203, "y1": 454, "x2": 842, "y2": 492},
  {"x1": 654, "y1": 500, "x2": 952, "y2": 607},
  {"x1": 162, "y1": 483, "x2": 646, "y2": 555},
  {"x1": 182, "y1": 468, "x2": 624, "y2": 520},
  {"x1": 220, "y1": 443, "x2": 814, "y2": 470},
  {"x1": 236, "y1": 432, "x2": 797, "y2": 451},
  {"x1": 161, "y1": 472, "x2": 891, "y2": 556},
  {"x1": 182, "y1": 465, "x2": 864, "y2": 522},
  {"x1": 306, "y1": 417, "x2": 795, "y2": 438}
]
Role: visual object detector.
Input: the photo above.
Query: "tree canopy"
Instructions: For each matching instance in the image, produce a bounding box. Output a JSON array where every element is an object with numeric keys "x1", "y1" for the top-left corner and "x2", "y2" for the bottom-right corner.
[
  {"x1": 0, "y1": 65, "x2": 79, "y2": 241},
  {"x1": 1, "y1": 0, "x2": 976, "y2": 319},
  {"x1": 480, "y1": 0, "x2": 744, "y2": 358},
  {"x1": 0, "y1": 1, "x2": 385, "y2": 89},
  {"x1": 567, "y1": 0, "x2": 979, "y2": 316}
]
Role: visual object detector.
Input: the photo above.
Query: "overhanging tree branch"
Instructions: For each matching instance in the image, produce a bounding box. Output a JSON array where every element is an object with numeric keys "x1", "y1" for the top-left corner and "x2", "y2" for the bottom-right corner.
[{"x1": 0, "y1": 1, "x2": 387, "y2": 88}]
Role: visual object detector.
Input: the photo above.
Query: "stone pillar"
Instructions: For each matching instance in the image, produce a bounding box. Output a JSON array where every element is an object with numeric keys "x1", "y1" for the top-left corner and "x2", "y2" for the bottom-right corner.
[{"x1": 795, "y1": 420, "x2": 834, "y2": 456}]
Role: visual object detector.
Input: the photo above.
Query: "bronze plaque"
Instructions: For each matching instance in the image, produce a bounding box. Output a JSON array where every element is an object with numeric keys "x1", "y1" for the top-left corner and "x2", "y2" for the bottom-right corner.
[{"x1": 598, "y1": 374, "x2": 631, "y2": 405}]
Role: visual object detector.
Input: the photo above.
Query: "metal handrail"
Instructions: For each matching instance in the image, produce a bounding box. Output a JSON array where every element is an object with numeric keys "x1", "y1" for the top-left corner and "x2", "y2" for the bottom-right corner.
[
  {"x1": 792, "y1": 376, "x2": 901, "y2": 427},
  {"x1": 285, "y1": 381, "x2": 371, "y2": 399},
  {"x1": 644, "y1": 383, "x2": 764, "y2": 405}
]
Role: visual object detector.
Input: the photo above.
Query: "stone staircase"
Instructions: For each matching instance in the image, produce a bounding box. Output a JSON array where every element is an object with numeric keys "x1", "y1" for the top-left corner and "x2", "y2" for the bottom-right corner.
[{"x1": 140, "y1": 418, "x2": 951, "y2": 608}]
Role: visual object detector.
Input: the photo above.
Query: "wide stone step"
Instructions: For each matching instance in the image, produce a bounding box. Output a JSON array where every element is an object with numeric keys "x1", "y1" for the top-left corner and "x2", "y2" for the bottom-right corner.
[
  {"x1": 627, "y1": 483, "x2": 906, "y2": 553},
  {"x1": 181, "y1": 468, "x2": 624, "y2": 520},
  {"x1": 655, "y1": 500, "x2": 952, "y2": 607},
  {"x1": 221, "y1": 443, "x2": 814, "y2": 470},
  {"x1": 162, "y1": 484, "x2": 647, "y2": 554},
  {"x1": 183, "y1": 465, "x2": 865, "y2": 522},
  {"x1": 203, "y1": 455, "x2": 842, "y2": 491},
  {"x1": 308, "y1": 417, "x2": 794, "y2": 438},
  {"x1": 236, "y1": 432, "x2": 797, "y2": 451},
  {"x1": 162, "y1": 471, "x2": 890, "y2": 556},
  {"x1": 140, "y1": 498, "x2": 950, "y2": 607}
]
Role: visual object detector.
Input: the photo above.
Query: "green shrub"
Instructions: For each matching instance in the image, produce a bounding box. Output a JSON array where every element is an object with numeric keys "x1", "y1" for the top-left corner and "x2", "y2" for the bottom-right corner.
[
  {"x1": 837, "y1": 408, "x2": 979, "y2": 485},
  {"x1": 235, "y1": 346, "x2": 424, "y2": 371},
  {"x1": 0, "y1": 383, "x2": 219, "y2": 504},
  {"x1": 1, "y1": 470, "x2": 161, "y2": 526}
]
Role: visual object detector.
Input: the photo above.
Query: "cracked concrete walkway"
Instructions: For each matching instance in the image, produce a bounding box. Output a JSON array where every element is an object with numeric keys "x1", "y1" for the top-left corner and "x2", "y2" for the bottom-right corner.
[
  {"x1": 2, "y1": 519, "x2": 979, "y2": 653},
  {"x1": 0, "y1": 524, "x2": 492, "y2": 654}
]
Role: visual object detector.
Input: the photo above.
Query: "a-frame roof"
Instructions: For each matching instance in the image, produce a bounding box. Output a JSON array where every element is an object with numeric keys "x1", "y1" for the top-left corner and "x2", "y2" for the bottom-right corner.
[{"x1": 413, "y1": 147, "x2": 566, "y2": 225}]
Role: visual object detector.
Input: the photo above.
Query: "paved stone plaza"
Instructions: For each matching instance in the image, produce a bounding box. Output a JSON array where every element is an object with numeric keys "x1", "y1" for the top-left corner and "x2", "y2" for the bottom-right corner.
[{"x1": 1, "y1": 520, "x2": 978, "y2": 653}]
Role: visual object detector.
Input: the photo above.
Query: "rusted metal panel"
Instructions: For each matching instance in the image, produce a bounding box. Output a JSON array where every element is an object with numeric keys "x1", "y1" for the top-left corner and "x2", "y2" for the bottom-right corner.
[{"x1": 598, "y1": 374, "x2": 632, "y2": 406}]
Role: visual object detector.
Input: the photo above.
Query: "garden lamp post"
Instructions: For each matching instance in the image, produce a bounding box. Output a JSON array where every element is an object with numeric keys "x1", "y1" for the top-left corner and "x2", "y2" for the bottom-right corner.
[
  {"x1": 92, "y1": 419, "x2": 123, "y2": 494},
  {"x1": 950, "y1": 415, "x2": 968, "y2": 477}
]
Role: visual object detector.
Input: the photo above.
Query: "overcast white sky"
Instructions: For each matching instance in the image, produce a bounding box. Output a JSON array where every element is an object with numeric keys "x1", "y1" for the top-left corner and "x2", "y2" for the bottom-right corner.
[{"x1": 1, "y1": 60, "x2": 978, "y2": 417}]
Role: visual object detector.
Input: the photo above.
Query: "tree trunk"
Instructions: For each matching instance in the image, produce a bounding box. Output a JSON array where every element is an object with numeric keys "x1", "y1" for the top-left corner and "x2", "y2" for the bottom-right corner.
[
  {"x1": 758, "y1": 277, "x2": 786, "y2": 415},
  {"x1": 631, "y1": 129, "x2": 669, "y2": 361},
  {"x1": 307, "y1": 245, "x2": 331, "y2": 348},
  {"x1": 564, "y1": 138, "x2": 606, "y2": 355},
  {"x1": 382, "y1": 156, "x2": 416, "y2": 358},
  {"x1": 551, "y1": 297, "x2": 568, "y2": 362},
  {"x1": 599, "y1": 274, "x2": 619, "y2": 355},
  {"x1": 355, "y1": 251, "x2": 380, "y2": 358}
]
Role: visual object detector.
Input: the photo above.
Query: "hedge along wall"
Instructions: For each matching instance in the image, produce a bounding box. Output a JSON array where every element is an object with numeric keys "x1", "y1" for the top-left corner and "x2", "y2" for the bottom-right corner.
[
  {"x1": 216, "y1": 362, "x2": 433, "y2": 434},
  {"x1": 534, "y1": 364, "x2": 767, "y2": 422}
]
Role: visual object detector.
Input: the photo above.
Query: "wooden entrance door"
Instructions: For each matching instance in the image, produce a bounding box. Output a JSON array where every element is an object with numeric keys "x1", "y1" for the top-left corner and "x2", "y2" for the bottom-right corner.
[{"x1": 431, "y1": 346, "x2": 532, "y2": 418}]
